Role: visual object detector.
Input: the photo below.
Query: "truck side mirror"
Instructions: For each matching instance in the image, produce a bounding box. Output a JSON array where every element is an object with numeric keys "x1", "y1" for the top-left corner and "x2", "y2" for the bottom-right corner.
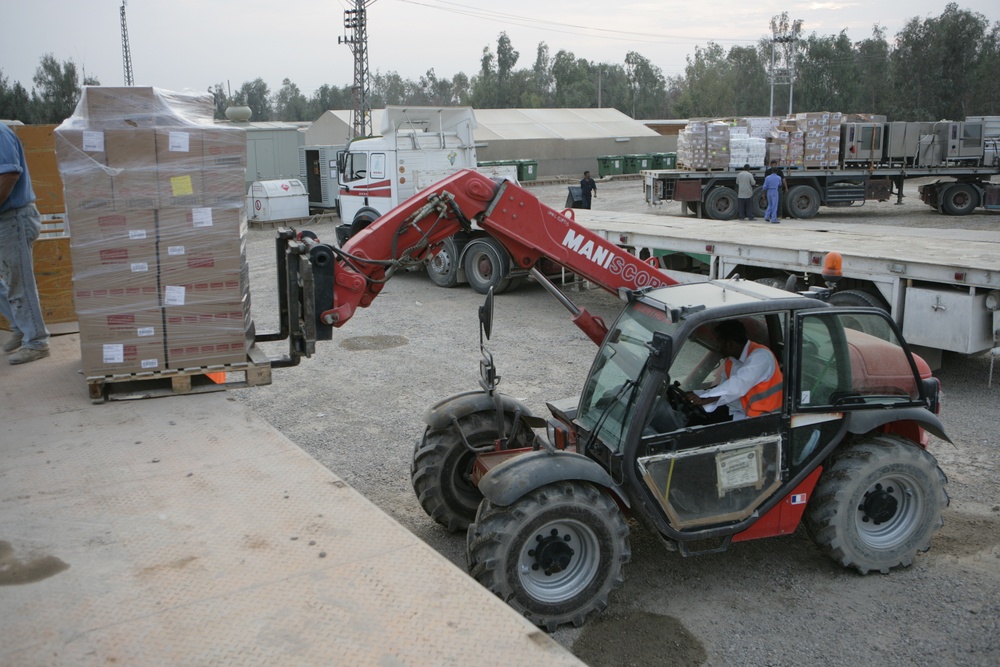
[{"x1": 479, "y1": 288, "x2": 495, "y2": 341}]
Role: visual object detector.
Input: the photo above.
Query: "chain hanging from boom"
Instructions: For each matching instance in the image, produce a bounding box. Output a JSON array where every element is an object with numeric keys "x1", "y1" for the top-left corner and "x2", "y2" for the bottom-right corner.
[
  {"x1": 339, "y1": 0, "x2": 375, "y2": 138},
  {"x1": 120, "y1": 1, "x2": 134, "y2": 86}
]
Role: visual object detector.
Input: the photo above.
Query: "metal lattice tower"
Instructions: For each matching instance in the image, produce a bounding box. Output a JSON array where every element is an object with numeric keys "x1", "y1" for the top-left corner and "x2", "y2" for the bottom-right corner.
[
  {"x1": 769, "y1": 18, "x2": 801, "y2": 117},
  {"x1": 120, "y1": 1, "x2": 134, "y2": 86},
  {"x1": 339, "y1": 0, "x2": 374, "y2": 138}
]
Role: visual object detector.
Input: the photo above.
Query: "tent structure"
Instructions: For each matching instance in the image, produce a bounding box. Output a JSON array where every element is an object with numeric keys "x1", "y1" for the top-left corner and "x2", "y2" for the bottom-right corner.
[{"x1": 303, "y1": 107, "x2": 672, "y2": 178}]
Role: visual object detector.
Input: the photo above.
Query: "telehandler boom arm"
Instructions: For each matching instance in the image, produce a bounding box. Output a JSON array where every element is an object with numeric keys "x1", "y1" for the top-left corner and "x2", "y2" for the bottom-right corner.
[{"x1": 319, "y1": 169, "x2": 676, "y2": 344}]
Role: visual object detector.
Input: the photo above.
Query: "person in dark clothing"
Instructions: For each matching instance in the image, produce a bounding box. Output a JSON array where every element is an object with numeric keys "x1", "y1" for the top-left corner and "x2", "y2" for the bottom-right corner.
[{"x1": 580, "y1": 171, "x2": 597, "y2": 209}]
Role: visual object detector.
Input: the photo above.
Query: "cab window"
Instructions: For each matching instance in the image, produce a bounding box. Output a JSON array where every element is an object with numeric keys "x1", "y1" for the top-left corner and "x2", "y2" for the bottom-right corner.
[
  {"x1": 343, "y1": 153, "x2": 368, "y2": 182},
  {"x1": 796, "y1": 311, "x2": 920, "y2": 411}
]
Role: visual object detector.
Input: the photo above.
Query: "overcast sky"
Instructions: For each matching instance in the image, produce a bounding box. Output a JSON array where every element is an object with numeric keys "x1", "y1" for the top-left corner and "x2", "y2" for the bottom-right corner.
[{"x1": 3, "y1": 0, "x2": 997, "y2": 100}]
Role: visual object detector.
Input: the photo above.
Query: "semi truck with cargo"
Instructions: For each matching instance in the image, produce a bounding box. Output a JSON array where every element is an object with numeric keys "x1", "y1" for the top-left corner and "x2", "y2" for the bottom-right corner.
[{"x1": 643, "y1": 116, "x2": 1000, "y2": 219}]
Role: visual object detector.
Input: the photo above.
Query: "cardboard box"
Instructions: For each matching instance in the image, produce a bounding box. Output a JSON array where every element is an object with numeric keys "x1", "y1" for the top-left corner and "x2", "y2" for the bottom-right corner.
[
  {"x1": 105, "y1": 129, "x2": 159, "y2": 209},
  {"x1": 54, "y1": 129, "x2": 114, "y2": 210},
  {"x1": 156, "y1": 129, "x2": 204, "y2": 207},
  {"x1": 74, "y1": 282, "x2": 161, "y2": 315},
  {"x1": 165, "y1": 300, "x2": 252, "y2": 368},
  {"x1": 81, "y1": 338, "x2": 166, "y2": 376}
]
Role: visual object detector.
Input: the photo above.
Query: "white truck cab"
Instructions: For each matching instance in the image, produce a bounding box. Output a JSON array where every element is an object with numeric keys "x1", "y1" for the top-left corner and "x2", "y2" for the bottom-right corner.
[{"x1": 337, "y1": 106, "x2": 478, "y2": 244}]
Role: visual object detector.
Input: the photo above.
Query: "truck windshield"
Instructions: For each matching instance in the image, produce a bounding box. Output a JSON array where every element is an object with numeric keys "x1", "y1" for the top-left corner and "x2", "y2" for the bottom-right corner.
[{"x1": 577, "y1": 302, "x2": 679, "y2": 452}]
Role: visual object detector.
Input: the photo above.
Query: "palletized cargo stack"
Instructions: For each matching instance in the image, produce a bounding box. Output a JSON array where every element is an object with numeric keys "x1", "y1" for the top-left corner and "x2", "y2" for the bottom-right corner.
[
  {"x1": 676, "y1": 121, "x2": 708, "y2": 169},
  {"x1": 767, "y1": 119, "x2": 805, "y2": 169},
  {"x1": 706, "y1": 122, "x2": 730, "y2": 169},
  {"x1": 795, "y1": 111, "x2": 843, "y2": 168},
  {"x1": 55, "y1": 87, "x2": 252, "y2": 377},
  {"x1": 728, "y1": 126, "x2": 767, "y2": 169}
]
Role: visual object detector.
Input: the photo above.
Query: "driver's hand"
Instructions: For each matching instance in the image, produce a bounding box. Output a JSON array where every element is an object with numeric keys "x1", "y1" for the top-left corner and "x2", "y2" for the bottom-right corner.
[{"x1": 685, "y1": 392, "x2": 716, "y2": 407}]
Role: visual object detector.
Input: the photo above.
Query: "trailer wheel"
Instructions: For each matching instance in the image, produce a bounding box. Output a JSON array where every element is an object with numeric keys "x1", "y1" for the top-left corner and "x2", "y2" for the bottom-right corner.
[
  {"x1": 786, "y1": 185, "x2": 821, "y2": 218},
  {"x1": 464, "y1": 238, "x2": 513, "y2": 294},
  {"x1": 827, "y1": 289, "x2": 892, "y2": 338},
  {"x1": 467, "y1": 481, "x2": 630, "y2": 631},
  {"x1": 940, "y1": 183, "x2": 979, "y2": 216},
  {"x1": 751, "y1": 186, "x2": 767, "y2": 219},
  {"x1": 704, "y1": 186, "x2": 738, "y2": 220},
  {"x1": 426, "y1": 237, "x2": 461, "y2": 288},
  {"x1": 411, "y1": 412, "x2": 529, "y2": 531},
  {"x1": 805, "y1": 435, "x2": 947, "y2": 574}
]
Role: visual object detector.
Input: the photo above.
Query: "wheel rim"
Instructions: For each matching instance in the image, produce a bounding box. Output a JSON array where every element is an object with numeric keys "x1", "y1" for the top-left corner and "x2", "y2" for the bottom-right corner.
[
  {"x1": 518, "y1": 519, "x2": 600, "y2": 603},
  {"x1": 472, "y1": 251, "x2": 493, "y2": 280},
  {"x1": 855, "y1": 473, "x2": 924, "y2": 549},
  {"x1": 429, "y1": 249, "x2": 452, "y2": 277}
]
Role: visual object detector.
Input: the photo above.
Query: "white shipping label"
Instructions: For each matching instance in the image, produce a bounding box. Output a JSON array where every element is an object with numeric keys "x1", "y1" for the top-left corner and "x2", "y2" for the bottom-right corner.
[
  {"x1": 128, "y1": 229, "x2": 147, "y2": 240},
  {"x1": 83, "y1": 130, "x2": 105, "y2": 152},
  {"x1": 169, "y1": 131, "x2": 190, "y2": 152},
  {"x1": 164, "y1": 285, "x2": 186, "y2": 306},
  {"x1": 103, "y1": 344, "x2": 124, "y2": 363},
  {"x1": 131, "y1": 262, "x2": 149, "y2": 273},
  {"x1": 800, "y1": 390, "x2": 811, "y2": 404},
  {"x1": 137, "y1": 327, "x2": 155, "y2": 337},
  {"x1": 141, "y1": 358, "x2": 159, "y2": 369},
  {"x1": 716, "y1": 449, "x2": 761, "y2": 492},
  {"x1": 168, "y1": 246, "x2": 186, "y2": 256},
  {"x1": 191, "y1": 207, "x2": 213, "y2": 227}
]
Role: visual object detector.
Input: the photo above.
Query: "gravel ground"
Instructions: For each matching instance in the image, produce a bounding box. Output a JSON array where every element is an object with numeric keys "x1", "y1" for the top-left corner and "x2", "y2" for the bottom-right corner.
[{"x1": 232, "y1": 177, "x2": 1000, "y2": 666}]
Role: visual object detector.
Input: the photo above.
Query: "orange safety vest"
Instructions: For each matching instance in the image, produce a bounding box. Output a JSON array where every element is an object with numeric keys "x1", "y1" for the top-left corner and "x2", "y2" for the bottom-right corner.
[{"x1": 724, "y1": 342, "x2": 783, "y2": 417}]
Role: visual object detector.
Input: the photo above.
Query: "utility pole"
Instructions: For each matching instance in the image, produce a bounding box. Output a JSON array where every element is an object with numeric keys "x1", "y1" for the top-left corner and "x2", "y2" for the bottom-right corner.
[
  {"x1": 339, "y1": 1, "x2": 375, "y2": 138},
  {"x1": 768, "y1": 17, "x2": 801, "y2": 117},
  {"x1": 120, "y1": 1, "x2": 134, "y2": 86}
]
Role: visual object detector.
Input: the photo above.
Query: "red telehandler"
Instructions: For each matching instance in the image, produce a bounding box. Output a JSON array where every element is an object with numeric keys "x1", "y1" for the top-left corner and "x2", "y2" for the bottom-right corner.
[{"x1": 264, "y1": 169, "x2": 948, "y2": 630}]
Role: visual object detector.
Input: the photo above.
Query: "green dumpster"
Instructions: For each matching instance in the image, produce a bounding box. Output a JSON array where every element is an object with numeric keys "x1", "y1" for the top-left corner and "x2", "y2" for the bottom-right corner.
[
  {"x1": 652, "y1": 152, "x2": 678, "y2": 169},
  {"x1": 624, "y1": 154, "x2": 654, "y2": 174},
  {"x1": 597, "y1": 155, "x2": 624, "y2": 177},
  {"x1": 516, "y1": 159, "x2": 538, "y2": 182}
]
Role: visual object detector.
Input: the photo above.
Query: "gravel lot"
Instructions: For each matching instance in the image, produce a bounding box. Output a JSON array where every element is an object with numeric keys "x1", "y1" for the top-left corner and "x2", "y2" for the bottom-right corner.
[{"x1": 233, "y1": 177, "x2": 999, "y2": 666}]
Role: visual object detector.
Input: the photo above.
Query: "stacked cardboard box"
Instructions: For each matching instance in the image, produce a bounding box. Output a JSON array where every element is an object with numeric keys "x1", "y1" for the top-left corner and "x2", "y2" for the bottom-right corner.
[
  {"x1": 795, "y1": 111, "x2": 843, "y2": 168},
  {"x1": 676, "y1": 121, "x2": 708, "y2": 169},
  {"x1": 55, "y1": 87, "x2": 251, "y2": 376},
  {"x1": 706, "y1": 122, "x2": 730, "y2": 169},
  {"x1": 767, "y1": 119, "x2": 805, "y2": 169},
  {"x1": 728, "y1": 127, "x2": 767, "y2": 169}
]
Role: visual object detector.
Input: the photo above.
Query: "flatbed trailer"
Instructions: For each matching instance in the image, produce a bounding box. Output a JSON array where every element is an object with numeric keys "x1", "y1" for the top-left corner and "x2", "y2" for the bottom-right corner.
[
  {"x1": 574, "y1": 209, "x2": 1000, "y2": 366},
  {"x1": 642, "y1": 165, "x2": 1000, "y2": 219}
]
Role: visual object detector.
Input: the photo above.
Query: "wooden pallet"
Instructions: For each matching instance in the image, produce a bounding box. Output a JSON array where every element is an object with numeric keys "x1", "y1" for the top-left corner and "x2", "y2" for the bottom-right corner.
[{"x1": 86, "y1": 346, "x2": 272, "y2": 403}]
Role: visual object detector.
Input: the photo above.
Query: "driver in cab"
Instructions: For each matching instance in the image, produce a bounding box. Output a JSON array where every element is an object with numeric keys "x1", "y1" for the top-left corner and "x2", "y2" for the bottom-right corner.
[{"x1": 686, "y1": 320, "x2": 783, "y2": 422}]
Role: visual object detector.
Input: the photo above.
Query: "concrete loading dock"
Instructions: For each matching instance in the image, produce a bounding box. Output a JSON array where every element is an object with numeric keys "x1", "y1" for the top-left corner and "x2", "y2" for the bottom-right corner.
[{"x1": 0, "y1": 333, "x2": 584, "y2": 667}]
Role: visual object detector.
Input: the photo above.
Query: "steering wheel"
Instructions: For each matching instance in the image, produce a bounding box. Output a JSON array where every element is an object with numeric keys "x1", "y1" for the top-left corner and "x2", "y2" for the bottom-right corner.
[{"x1": 666, "y1": 381, "x2": 709, "y2": 420}]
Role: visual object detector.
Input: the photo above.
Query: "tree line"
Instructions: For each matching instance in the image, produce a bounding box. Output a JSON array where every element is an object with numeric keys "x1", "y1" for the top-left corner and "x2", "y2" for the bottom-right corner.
[{"x1": 2, "y1": 4, "x2": 997, "y2": 126}]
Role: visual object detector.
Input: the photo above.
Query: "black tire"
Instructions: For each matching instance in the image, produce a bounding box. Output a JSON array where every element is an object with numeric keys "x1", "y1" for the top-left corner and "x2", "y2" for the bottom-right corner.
[
  {"x1": 683, "y1": 201, "x2": 699, "y2": 215},
  {"x1": 805, "y1": 435, "x2": 948, "y2": 574},
  {"x1": 940, "y1": 183, "x2": 979, "y2": 216},
  {"x1": 704, "y1": 186, "x2": 738, "y2": 220},
  {"x1": 411, "y1": 412, "x2": 529, "y2": 532},
  {"x1": 350, "y1": 211, "x2": 378, "y2": 237},
  {"x1": 751, "y1": 186, "x2": 767, "y2": 218},
  {"x1": 786, "y1": 184, "x2": 821, "y2": 219},
  {"x1": 467, "y1": 481, "x2": 631, "y2": 631},
  {"x1": 827, "y1": 289, "x2": 891, "y2": 338},
  {"x1": 463, "y1": 238, "x2": 513, "y2": 294},
  {"x1": 426, "y1": 237, "x2": 461, "y2": 288}
]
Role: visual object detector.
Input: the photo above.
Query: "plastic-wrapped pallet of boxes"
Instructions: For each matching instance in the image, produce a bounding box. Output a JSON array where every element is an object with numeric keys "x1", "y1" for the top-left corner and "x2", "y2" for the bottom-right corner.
[
  {"x1": 706, "y1": 122, "x2": 730, "y2": 169},
  {"x1": 54, "y1": 87, "x2": 252, "y2": 377},
  {"x1": 677, "y1": 121, "x2": 707, "y2": 169},
  {"x1": 728, "y1": 126, "x2": 767, "y2": 169},
  {"x1": 795, "y1": 111, "x2": 843, "y2": 168},
  {"x1": 767, "y1": 120, "x2": 804, "y2": 169}
]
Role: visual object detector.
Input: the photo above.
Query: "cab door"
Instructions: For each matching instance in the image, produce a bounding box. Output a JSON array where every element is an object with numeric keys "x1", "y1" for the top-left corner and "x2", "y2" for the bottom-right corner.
[{"x1": 635, "y1": 312, "x2": 789, "y2": 530}]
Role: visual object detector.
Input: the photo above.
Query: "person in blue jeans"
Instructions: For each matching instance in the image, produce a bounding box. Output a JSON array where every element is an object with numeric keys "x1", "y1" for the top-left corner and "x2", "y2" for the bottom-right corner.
[
  {"x1": 0, "y1": 123, "x2": 50, "y2": 365},
  {"x1": 763, "y1": 168, "x2": 783, "y2": 223}
]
